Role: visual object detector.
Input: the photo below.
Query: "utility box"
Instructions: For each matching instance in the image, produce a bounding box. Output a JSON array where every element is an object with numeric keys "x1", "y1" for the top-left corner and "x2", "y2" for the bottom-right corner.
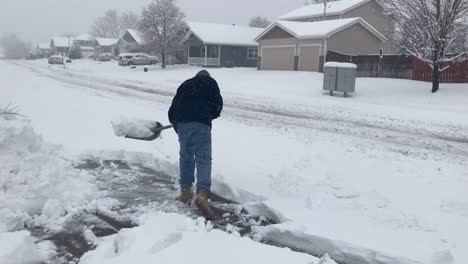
[{"x1": 323, "y1": 62, "x2": 357, "y2": 97}]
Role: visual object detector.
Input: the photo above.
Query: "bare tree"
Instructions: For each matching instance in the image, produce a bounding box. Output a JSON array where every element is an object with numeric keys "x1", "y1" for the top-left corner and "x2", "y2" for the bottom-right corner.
[
  {"x1": 139, "y1": 0, "x2": 187, "y2": 69},
  {"x1": 120, "y1": 11, "x2": 139, "y2": 32},
  {"x1": 90, "y1": 9, "x2": 120, "y2": 38},
  {"x1": 249, "y1": 16, "x2": 271, "y2": 28},
  {"x1": 0, "y1": 33, "x2": 31, "y2": 59},
  {"x1": 383, "y1": 0, "x2": 468, "y2": 93},
  {"x1": 90, "y1": 10, "x2": 140, "y2": 38}
]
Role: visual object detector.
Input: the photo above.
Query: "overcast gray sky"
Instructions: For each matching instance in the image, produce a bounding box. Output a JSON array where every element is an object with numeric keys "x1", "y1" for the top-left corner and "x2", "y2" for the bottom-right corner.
[{"x1": 0, "y1": 0, "x2": 305, "y2": 44}]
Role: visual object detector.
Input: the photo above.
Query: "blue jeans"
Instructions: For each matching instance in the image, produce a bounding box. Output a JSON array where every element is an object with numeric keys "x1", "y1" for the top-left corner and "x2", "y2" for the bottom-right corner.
[{"x1": 177, "y1": 122, "x2": 212, "y2": 195}]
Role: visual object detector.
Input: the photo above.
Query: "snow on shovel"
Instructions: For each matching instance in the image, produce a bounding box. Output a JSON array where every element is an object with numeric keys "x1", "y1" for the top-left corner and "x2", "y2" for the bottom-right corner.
[{"x1": 112, "y1": 117, "x2": 173, "y2": 141}]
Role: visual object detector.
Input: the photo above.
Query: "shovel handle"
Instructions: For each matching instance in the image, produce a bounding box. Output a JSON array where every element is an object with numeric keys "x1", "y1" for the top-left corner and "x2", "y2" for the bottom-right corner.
[
  {"x1": 152, "y1": 125, "x2": 174, "y2": 133},
  {"x1": 124, "y1": 124, "x2": 174, "y2": 141}
]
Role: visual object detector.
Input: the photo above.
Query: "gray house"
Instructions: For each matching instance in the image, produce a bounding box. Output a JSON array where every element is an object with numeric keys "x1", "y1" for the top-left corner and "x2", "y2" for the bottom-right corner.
[
  {"x1": 115, "y1": 29, "x2": 145, "y2": 55},
  {"x1": 94, "y1": 38, "x2": 119, "y2": 55},
  {"x1": 183, "y1": 22, "x2": 263, "y2": 67},
  {"x1": 255, "y1": 18, "x2": 386, "y2": 72},
  {"x1": 279, "y1": 0, "x2": 395, "y2": 53}
]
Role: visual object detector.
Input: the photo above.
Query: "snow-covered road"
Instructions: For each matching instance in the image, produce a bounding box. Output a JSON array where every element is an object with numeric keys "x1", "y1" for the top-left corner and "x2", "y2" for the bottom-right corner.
[
  {"x1": 15, "y1": 61, "x2": 468, "y2": 160},
  {"x1": 1, "y1": 60, "x2": 467, "y2": 264}
]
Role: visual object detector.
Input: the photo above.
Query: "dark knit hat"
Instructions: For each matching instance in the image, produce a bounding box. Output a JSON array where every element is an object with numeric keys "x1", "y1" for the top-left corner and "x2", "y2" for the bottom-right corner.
[{"x1": 196, "y1": 70, "x2": 211, "y2": 77}]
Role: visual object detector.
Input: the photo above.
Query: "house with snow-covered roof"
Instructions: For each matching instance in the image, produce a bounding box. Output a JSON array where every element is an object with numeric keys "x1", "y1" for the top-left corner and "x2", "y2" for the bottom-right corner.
[
  {"x1": 183, "y1": 22, "x2": 263, "y2": 67},
  {"x1": 93, "y1": 38, "x2": 119, "y2": 55},
  {"x1": 37, "y1": 43, "x2": 51, "y2": 54},
  {"x1": 115, "y1": 29, "x2": 145, "y2": 55},
  {"x1": 279, "y1": 0, "x2": 395, "y2": 53},
  {"x1": 73, "y1": 34, "x2": 95, "y2": 58},
  {"x1": 255, "y1": 18, "x2": 386, "y2": 72},
  {"x1": 255, "y1": 0, "x2": 396, "y2": 72},
  {"x1": 50, "y1": 37, "x2": 73, "y2": 56}
]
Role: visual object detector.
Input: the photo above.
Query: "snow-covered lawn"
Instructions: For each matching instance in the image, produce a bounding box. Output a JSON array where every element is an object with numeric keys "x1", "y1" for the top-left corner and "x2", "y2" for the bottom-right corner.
[{"x1": 1, "y1": 59, "x2": 467, "y2": 264}]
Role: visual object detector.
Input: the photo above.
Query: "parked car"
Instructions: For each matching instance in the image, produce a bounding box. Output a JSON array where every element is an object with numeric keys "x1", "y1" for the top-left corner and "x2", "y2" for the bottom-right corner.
[
  {"x1": 118, "y1": 53, "x2": 159, "y2": 66},
  {"x1": 95, "y1": 53, "x2": 114, "y2": 62},
  {"x1": 48, "y1": 55, "x2": 65, "y2": 65}
]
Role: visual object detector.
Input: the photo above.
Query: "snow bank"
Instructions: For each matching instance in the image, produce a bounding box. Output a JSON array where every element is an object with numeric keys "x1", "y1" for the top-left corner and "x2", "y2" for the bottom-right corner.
[
  {"x1": 0, "y1": 116, "x2": 99, "y2": 231},
  {"x1": 80, "y1": 212, "x2": 320, "y2": 264},
  {"x1": 111, "y1": 117, "x2": 158, "y2": 138},
  {"x1": 0, "y1": 231, "x2": 55, "y2": 264}
]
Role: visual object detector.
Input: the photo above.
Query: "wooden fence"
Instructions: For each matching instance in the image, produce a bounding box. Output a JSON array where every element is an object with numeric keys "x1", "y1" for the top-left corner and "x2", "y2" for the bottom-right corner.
[
  {"x1": 413, "y1": 59, "x2": 468, "y2": 83},
  {"x1": 320, "y1": 50, "x2": 468, "y2": 83}
]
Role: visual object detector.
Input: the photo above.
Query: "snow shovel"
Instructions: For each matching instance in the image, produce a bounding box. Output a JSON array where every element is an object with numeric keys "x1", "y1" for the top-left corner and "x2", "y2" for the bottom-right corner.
[
  {"x1": 124, "y1": 122, "x2": 174, "y2": 141},
  {"x1": 112, "y1": 118, "x2": 173, "y2": 141}
]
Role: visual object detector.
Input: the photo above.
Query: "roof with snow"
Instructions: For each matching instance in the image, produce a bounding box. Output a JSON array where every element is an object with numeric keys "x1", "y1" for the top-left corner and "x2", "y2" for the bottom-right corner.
[
  {"x1": 95, "y1": 38, "x2": 119, "y2": 47},
  {"x1": 185, "y1": 22, "x2": 264, "y2": 46},
  {"x1": 51, "y1": 37, "x2": 74, "y2": 48},
  {"x1": 255, "y1": 18, "x2": 386, "y2": 41},
  {"x1": 126, "y1": 29, "x2": 144, "y2": 44},
  {"x1": 75, "y1": 34, "x2": 94, "y2": 41},
  {"x1": 279, "y1": 0, "x2": 372, "y2": 20},
  {"x1": 38, "y1": 43, "x2": 51, "y2": 50},
  {"x1": 80, "y1": 46, "x2": 95, "y2": 51}
]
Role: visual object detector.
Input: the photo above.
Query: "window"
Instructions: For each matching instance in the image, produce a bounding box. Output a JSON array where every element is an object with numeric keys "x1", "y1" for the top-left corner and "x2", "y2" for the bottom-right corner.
[
  {"x1": 207, "y1": 46, "x2": 218, "y2": 58},
  {"x1": 200, "y1": 46, "x2": 219, "y2": 58},
  {"x1": 247, "y1": 48, "x2": 258, "y2": 59}
]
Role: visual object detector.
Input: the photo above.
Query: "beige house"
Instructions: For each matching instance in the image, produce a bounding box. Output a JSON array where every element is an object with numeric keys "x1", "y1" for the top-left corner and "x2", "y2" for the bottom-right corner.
[
  {"x1": 279, "y1": 0, "x2": 395, "y2": 53},
  {"x1": 255, "y1": 18, "x2": 386, "y2": 72}
]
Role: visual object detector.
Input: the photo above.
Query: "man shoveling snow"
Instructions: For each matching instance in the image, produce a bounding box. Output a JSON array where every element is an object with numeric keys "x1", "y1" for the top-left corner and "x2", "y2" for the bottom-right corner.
[{"x1": 169, "y1": 70, "x2": 223, "y2": 220}]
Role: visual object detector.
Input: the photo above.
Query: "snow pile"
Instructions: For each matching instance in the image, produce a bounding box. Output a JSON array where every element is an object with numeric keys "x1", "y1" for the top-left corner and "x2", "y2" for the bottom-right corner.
[
  {"x1": 0, "y1": 116, "x2": 99, "y2": 231},
  {"x1": 0, "y1": 231, "x2": 55, "y2": 264},
  {"x1": 80, "y1": 212, "x2": 320, "y2": 264},
  {"x1": 111, "y1": 117, "x2": 158, "y2": 138}
]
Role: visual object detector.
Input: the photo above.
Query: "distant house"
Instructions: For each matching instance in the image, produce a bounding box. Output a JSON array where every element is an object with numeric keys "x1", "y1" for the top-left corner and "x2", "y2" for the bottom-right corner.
[
  {"x1": 279, "y1": 0, "x2": 395, "y2": 53},
  {"x1": 94, "y1": 38, "x2": 119, "y2": 55},
  {"x1": 115, "y1": 29, "x2": 145, "y2": 55},
  {"x1": 183, "y1": 22, "x2": 263, "y2": 67},
  {"x1": 74, "y1": 34, "x2": 95, "y2": 58},
  {"x1": 37, "y1": 43, "x2": 51, "y2": 55},
  {"x1": 50, "y1": 37, "x2": 73, "y2": 56},
  {"x1": 255, "y1": 18, "x2": 386, "y2": 71}
]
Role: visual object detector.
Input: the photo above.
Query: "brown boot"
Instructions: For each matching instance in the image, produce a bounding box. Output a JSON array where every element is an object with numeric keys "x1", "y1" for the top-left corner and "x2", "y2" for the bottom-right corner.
[
  {"x1": 179, "y1": 188, "x2": 193, "y2": 204},
  {"x1": 195, "y1": 191, "x2": 215, "y2": 220}
]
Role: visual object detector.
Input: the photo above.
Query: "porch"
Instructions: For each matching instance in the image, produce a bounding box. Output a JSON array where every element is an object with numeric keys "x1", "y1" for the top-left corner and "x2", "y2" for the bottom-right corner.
[{"x1": 188, "y1": 45, "x2": 221, "y2": 67}]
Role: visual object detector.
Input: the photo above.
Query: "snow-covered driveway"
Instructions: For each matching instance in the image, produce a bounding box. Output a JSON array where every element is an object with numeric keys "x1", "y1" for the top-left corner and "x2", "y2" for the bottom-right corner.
[{"x1": 1, "y1": 60, "x2": 467, "y2": 264}]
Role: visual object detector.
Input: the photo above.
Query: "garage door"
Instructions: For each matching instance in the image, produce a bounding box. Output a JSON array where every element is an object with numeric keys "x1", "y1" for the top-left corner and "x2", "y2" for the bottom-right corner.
[
  {"x1": 261, "y1": 47, "x2": 295, "y2": 71},
  {"x1": 299, "y1": 46, "x2": 321, "y2": 72}
]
